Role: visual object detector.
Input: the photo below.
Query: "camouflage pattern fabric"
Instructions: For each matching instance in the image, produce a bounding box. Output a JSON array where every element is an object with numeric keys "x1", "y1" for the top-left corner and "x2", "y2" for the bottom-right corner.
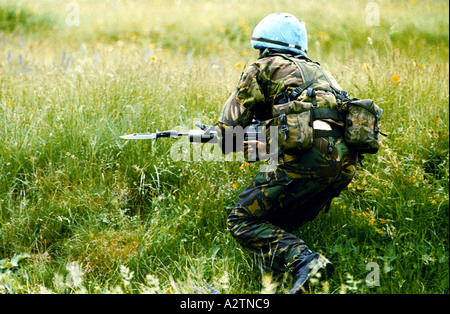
[
  {"x1": 217, "y1": 50, "x2": 342, "y2": 136},
  {"x1": 227, "y1": 137, "x2": 356, "y2": 272},
  {"x1": 218, "y1": 49, "x2": 357, "y2": 273},
  {"x1": 344, "y1": 99, "x2": 384, "y2": 154}
]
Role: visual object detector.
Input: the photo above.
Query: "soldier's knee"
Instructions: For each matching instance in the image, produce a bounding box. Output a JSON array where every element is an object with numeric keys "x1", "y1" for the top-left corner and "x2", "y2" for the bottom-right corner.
[
  {"x1": 227, "y1": 208, "x2": 240, "y2": 236},
  {"x1": 227, "y1": 207, "x2": 248, "y2": 238}
]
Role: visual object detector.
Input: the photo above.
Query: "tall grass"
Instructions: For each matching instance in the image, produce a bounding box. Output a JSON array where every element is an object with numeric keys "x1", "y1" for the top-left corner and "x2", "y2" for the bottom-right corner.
[{"x1": 0, "y1": 0, "x2": 448, "y2": 294}]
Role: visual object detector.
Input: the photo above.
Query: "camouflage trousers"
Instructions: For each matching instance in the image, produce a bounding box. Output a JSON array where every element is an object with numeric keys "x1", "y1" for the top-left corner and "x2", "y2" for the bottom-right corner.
[{"x1": 227, "y1": 136, "x2": 357, "y2": 273}]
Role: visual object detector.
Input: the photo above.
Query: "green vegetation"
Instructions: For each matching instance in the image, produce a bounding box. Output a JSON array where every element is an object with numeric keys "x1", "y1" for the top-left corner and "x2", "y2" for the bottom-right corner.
[
  {"x1": 0, "y1": 0, "x2": 448, "y2": 294},
  {"x1": 0, "y1": 3, "x2": 56, "y2": 33}
]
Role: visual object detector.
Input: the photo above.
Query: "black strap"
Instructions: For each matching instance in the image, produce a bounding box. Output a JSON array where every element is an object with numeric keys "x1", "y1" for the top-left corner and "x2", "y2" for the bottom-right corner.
[
  {"x1": 279, "y1": 111, "x2": 289, "y2": 140},
  {"x1": 311, "y1": 107, "x2": 345, "y2": 122},
  {"x1": 314, "y1": 128, "x2": 344, "y2": 138},
  {"x1": 306, "y1": 87, "x2": 318, "y2": 107},
  {"x1": 290, "y1": 79, "x2": 318, "y2": 100},
  {"x1": 275, "y1": 79, "x2": 318, "y2": 105},
  {"x1": 252, "y1": 37, "x2": 307, "y2": 53},
  {"x1": 274, "y1": 92, "x2": 290, "y2": 105}
]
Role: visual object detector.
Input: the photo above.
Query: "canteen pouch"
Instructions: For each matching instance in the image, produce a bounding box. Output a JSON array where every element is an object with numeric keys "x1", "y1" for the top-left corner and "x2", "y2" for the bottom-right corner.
[{"x1": 344, "y1": 99, "x2": 384, "y2": 154}]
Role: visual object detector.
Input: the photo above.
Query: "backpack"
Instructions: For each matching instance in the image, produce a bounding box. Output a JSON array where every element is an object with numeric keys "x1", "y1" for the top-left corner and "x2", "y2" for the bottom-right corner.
[{"x1": 265, "y1": 55, "x2": 386, "y2": 156}]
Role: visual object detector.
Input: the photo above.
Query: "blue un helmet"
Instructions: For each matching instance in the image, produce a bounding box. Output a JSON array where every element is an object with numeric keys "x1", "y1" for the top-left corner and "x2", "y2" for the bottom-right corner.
[{"x1": 251, "y1": 13, "x2": 308, "y2": 57}]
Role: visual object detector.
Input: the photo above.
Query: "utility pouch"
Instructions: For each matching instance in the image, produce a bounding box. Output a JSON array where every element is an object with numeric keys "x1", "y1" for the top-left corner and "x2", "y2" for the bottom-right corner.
[
  {"x1": 343, "y1": 99, "x2": 386, "y2": 154},
  {"x1": 271, "y1": 100, "x2": 314, "y2": 155}
]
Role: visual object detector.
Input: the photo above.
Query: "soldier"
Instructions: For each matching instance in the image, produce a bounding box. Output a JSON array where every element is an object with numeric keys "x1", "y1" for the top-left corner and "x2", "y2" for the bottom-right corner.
[{"x1": 217, "y1": 13, "x2": 357, "y2": 293}]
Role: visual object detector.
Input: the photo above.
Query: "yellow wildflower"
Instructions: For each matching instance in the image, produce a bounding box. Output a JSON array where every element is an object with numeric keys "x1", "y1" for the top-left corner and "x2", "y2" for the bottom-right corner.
[{"x1": 391, "y1": 75, "x2": 400, "y2": 83}]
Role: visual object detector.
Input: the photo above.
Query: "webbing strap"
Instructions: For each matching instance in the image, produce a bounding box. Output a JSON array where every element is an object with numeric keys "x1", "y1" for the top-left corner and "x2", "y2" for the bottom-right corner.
[
  {"x1": 290, "y1": 79, "x2": 318, "y2": 100},
  {"x1": 311, "y1": 107, "x2": 345, "y2": 122},
  {"x1": 314, "y1": 128, "x2": 344, "y2": 138},
  {"x1": 252, "y1": 37, "x2": 307, "y2": 53},
  {"x1": 306, "y1": 87, "x2": 318, "y2": 107}
]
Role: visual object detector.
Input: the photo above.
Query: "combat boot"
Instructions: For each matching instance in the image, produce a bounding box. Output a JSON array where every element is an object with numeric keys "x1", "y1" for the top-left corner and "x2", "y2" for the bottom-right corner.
[{"x1": 289, "y1": 249, "x2": 334, "y2": 294}]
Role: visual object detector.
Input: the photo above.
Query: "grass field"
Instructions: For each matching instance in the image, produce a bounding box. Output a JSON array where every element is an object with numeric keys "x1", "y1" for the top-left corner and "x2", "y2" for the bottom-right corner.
[{"x1": 0, "y1": 0, "x2": 448, "y2": 294}]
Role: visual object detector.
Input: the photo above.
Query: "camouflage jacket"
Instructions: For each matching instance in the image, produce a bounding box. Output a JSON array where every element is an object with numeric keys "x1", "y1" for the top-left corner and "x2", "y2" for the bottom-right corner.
[{"x1": 217, "y1": 49, "x2": 342, "y2": 157}]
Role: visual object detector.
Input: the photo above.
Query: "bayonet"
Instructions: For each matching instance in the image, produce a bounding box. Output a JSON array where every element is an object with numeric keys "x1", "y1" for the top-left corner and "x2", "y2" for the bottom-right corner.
[{"x1": 120, "y1": 124, "x2": 218, "y2": 143}]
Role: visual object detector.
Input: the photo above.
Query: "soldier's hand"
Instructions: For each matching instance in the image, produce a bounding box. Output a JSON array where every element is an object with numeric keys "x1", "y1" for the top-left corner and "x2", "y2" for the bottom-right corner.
[{"x1": 243, "y1": 140, "x2": 268, "y2": 161}]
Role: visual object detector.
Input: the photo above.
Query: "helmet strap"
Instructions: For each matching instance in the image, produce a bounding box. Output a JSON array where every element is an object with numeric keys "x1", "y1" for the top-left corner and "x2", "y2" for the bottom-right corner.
[{"x1": 252, "y1": 37, "x2": 307, "y2": 53}]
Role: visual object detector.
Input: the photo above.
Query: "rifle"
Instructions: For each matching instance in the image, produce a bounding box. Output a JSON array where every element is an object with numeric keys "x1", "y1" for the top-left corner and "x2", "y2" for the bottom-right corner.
[
  {"x1": 120, "y1": 123, "x2": 218, "y2": 143},
  {"x1": 120, "y1": 120, "x2": 264, "y2": 161}
]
